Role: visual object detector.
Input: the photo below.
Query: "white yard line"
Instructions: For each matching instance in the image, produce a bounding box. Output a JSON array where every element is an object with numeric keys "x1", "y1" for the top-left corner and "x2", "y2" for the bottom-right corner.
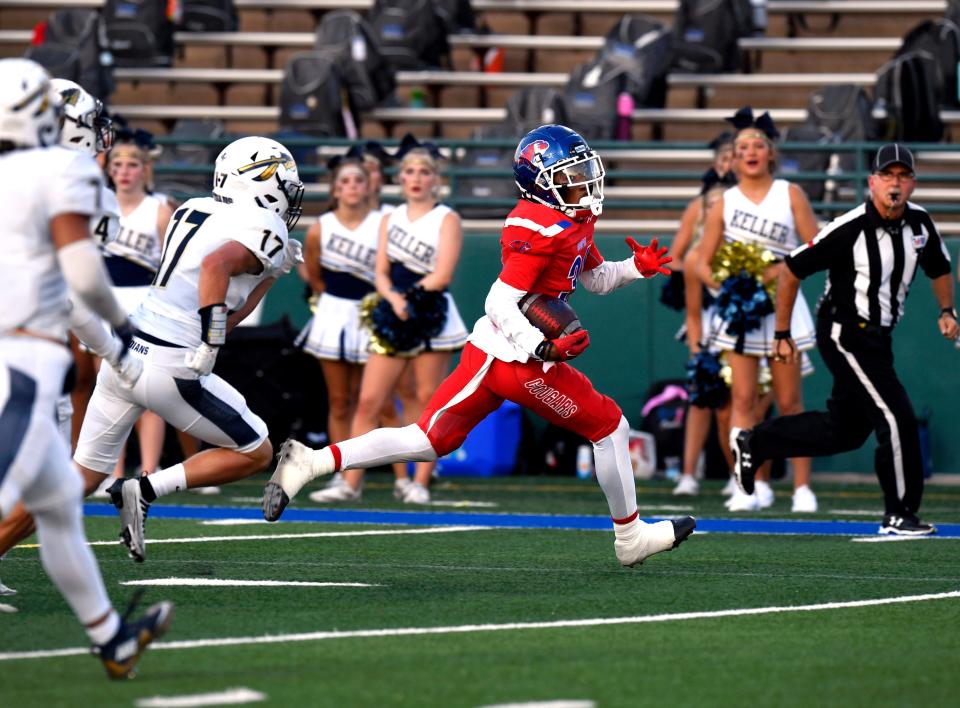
[
  {"x1": 828, "y1": 509, "x2": 885, "y2": 516},
  {"x1": 17, "y1": 525, "x2": 494, "y2": 549},
  {"x1": 200, "y1": 519, "x2": 270, "y2": 526},
  {"x1": 2, "y1": 590, "x2": 957, "y2": 662},
  {"x1": 121, "y1": 579, "x2": 380, "y2": 588},
  {"x1": 135, "y1": 687, "x2": 266, "y2": 707},
  {"x1": 852, "y1": 535, "x2": 949, "y2": 543},
  {"x1": 480, "y1": 702, "x2": 595, "y2": 708}
]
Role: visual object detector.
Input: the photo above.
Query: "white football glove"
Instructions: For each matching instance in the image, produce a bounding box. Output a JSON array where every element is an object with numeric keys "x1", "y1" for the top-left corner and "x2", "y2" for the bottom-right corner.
[
  {"x1": 184, "y1": 342, "x2": 219, "y2": 376},
  {"x1": 279, "y1": 238, "x2": 304, "y2": 275},
  {"x1": 113, "y1": 349, "x2": 144, "y2": 388}
]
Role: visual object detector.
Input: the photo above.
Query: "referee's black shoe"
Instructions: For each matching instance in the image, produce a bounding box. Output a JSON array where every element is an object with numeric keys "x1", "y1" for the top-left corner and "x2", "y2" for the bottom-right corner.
[
  {"x1": 879, "y1": 514, "x2": 937, "y2": 536},
  {"x1": 731, "y1": 429, "x2": 758, "y2": 495}
]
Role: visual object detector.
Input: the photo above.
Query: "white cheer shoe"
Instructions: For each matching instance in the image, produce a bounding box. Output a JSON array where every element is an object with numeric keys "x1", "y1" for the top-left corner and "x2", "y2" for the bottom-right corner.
[
  {"x1": 754, "y1": 480, "x2": 775, "y2": 509},
  {"x1": 725, "y1": 489, "x2": 760, "y2": 512},
  {"x1": 791, "y1": 484, "x2": 818, "y2": 513},
  {"x1": 308, "y1": 475, "x2": 361, "y2": 503},
  {"x1": 672, "y1": 474, "x2": 700, "y2": 496},
  {"x1": 402, "y1": 482, "x2": 430, "y2": 505}
]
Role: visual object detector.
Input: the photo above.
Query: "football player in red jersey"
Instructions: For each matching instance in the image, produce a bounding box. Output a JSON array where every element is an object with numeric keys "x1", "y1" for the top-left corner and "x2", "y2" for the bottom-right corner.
[{"x1": 263, "y1": 125, "x2": 697, "y2": 567}]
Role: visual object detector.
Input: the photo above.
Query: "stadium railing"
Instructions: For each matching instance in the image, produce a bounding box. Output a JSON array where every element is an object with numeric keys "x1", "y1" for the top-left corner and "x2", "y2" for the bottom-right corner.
[{"x1": 146, "y1": 137, "x2": 960, "y2": 235}]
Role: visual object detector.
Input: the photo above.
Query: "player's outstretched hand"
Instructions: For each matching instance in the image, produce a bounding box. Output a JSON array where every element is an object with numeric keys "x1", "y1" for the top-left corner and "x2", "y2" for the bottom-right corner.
[
  {"x1": 626, "y1": 237, "x2": 672, "y2": 277},
  {"x1": 536, "y1": 329, "x2": 590, "y2": 362},
  {"x1": 184, "y1": 343, "x2": 219, "y2": 376},
  {"x1": 280, "y1": 238, "x2": 304, "y2": 275}
]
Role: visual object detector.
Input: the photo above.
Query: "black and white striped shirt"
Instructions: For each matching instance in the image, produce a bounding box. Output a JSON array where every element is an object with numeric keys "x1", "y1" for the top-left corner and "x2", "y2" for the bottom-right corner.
[{"x1": 785, "y1": 199, "x2": 952, "y2": 328}]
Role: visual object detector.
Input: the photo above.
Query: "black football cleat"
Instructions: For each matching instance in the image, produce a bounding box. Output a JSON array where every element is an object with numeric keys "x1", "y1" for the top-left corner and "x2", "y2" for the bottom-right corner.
[
  {"x1": 93, "y1": 592, "x2": 173, "y2": 680},
  {"x1": 731, "y1": 429, "x2": 758, "y2": 495}
]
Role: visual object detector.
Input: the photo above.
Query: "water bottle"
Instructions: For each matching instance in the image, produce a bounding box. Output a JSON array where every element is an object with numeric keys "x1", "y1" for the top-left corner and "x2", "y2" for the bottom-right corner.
[
  {"x1": 616, "y1": 92, "x2": 634, "y2": 141},
  {"x1": 749, "y1": 0, "x2": 768, "y2": 36},
  {"x1": 576, "y1": 444, "x2": 594, "y2": 480},
  {"x1": 664, "y1": 456, "x2": 681, "y2": 482}
]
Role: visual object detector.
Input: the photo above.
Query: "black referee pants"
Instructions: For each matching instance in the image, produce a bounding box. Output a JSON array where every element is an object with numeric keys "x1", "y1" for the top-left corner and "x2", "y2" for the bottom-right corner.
[{"x1": 751, "y1": 316, "x2": 924, "y2": 516}]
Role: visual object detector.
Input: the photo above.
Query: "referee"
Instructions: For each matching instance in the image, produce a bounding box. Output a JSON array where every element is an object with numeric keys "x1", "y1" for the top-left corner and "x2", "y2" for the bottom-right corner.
[{"x1": 732, "y1": 144, "x2": 958, "y2": 535}]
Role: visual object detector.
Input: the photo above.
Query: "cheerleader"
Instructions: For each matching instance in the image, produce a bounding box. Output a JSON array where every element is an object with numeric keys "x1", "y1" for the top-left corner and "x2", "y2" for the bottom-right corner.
[
  {"x1": 302, "y1": 157, "x2": 381, "y2": 451},
  {"x1": 104, "y1": 132, "x2": 174, "y2": 480},
  {"x1": 311, "y1": 136, "x2": 467, "y2": 504},
  {"x1": 696, "y1": 107, "x2": 819, "y2": 513}
]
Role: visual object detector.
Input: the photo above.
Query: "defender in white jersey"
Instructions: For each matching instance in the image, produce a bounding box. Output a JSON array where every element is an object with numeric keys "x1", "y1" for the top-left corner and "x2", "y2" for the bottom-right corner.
[
  {"x1": 73, "y1": 136, "x2": 305, "y2": 563},
  {"x1": 696, "y1": 107, "x2": 820, "y2": 513},
  {"x1": 0, "y1": 58, "x2": 172, "y2": 678}
]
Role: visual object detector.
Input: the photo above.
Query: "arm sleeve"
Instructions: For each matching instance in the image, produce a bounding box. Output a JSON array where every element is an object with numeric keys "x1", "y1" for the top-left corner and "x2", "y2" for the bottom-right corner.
[
  {"x1": 69, "y1": 299, "x2": 121, "y2": 363},
  {"x1": 917, "y1": 214, "x2": 952, "y2": 280},
  {"x1": 485, "y1": 278, "x2": 547, "y2": 355},
  {"x1": 579, "y1": 257, "x2": 641, "y2": 295},
  {"x1": 785, "y1": 218, "x2": 855, "y2": 280},
  {"x1": 57, "y1": 238, "x2": 128, "y2": 329}
]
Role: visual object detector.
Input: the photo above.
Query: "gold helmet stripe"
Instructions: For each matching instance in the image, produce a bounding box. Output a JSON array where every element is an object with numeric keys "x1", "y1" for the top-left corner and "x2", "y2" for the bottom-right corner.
[{"x1": 237, "y1": 153, "x2": 295, "y2": 182}]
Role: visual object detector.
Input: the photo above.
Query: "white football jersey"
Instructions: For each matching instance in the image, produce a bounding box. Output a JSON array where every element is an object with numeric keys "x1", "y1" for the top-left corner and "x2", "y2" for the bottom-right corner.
[
  {"x1": 92, "y1": 184, "x2": 121, "y2": 246},
  {"x1": 134, "y1": 196, "x2": 289, "y2": 348},
  {"x1": 0, "y1": 146, "x2": 102, "y2": 341}
]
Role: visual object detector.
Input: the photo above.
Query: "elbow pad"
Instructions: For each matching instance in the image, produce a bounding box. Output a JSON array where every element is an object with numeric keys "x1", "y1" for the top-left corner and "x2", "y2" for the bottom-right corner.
[{"x1": 57, "y1": 239, "x2": 127, "y2": 329}]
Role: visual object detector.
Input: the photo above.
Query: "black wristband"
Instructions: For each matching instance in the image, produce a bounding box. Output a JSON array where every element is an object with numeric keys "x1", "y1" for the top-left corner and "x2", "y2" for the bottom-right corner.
[
  {"x1": 939, "y1": 307, "x2": 957, "y2": 320},
  {"x1": 534, "y1": 340, "x2": 550, "y2": 361},
  {"x1": 198, "y1": 303, "x2": 228, "y2": 347},
  {"x1": 774, "y1": 330, "x2": 792, "y2": 340}
]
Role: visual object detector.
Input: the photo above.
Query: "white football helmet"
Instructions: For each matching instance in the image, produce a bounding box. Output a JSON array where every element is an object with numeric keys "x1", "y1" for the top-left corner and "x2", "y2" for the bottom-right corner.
[
  {"x1": 51, "y1": 78, "x2": 113, "y2": 155},
  {"x1": 212, "y1": 136, "x2": 304, "y2": 230},
  {"x1": 0, "y1": 58, "x2": 61, "y2": 148}
]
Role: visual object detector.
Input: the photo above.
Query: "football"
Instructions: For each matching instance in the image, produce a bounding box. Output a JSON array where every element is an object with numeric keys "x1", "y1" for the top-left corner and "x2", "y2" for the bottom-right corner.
[{"x1": 518, "y1": 293, "x2": 582, "y2": 340}]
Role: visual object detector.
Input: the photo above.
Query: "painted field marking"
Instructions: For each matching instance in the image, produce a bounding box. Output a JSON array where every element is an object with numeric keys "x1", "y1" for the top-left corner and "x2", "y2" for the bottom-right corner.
[
  {"x1": 17, "y1": 525, "x2": 494, "y2": 549},
  {"x1": 121, "y1": 579, "x2": 380, "y2": 588},
  {"x1": 852, "y1": 535, "x2": 946, "y2": 543},
  {"x1": 201, "y1": 519, "x2": 269, "y2": 526},
  {"x1": 480, "y1": 702, "x2": 595, "y2": 708},
  {"x1": 135, "y1": 687, "x2": 266, "y2": 707},
  {"x1": 427, "y1": 500, "x2": 500, "y2": 508},
  {"x1": 2, "y1": 590, "x2": 957, "y2": 662},
  {"x1": 828, "y1": 509, "x2": 883, "y2": 516}
]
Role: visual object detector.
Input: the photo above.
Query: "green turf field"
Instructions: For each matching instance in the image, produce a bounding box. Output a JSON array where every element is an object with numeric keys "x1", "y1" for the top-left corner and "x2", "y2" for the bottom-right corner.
[{"x1": 1, "y1": 475, "x2": 958, "y2": 707}]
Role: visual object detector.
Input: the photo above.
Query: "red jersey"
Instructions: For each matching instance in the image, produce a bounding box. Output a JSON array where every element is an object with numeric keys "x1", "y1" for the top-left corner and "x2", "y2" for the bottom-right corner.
[{"x1": 498, "y1": 200, "x2": 604, "y2": 299}]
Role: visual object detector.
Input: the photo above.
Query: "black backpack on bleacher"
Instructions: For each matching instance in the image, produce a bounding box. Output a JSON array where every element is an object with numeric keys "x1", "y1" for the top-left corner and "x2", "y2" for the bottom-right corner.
[
  {"x1": 26, "y1": 9, "x2": 115, "y2": 101},
  {"x1": 180, "y1": 1, "x2": 238, "y2": 33},
  {"x1": 897, "y1": 19, "x2": 960, "y2": 108},
  {"x1": 280, "y1": 52, "x2": 348, "y2": 137},
  {"x1": 780, "y1": 120, "x2": 837, "y2": 202},
  {"x1": 874, "y1": 51, "x2": 945, "y2": 143},
  {"x1": 503, "y1": 86, "x2": 567, "y2": 136},
  {"x1": 433, "y1": 0, "x2": 476, "y2": 34},
  {"x1": 563, "y1": 55, "x2": 627, "y2": 141},
  {"x1": 599, "y1": 14, "x2": 672, "y2": 108},
  {"x1": 315, "y1": 10, "x2": 395, "y2": 112},
  {"x1": 101, "y1": 0, "x2": 175, "y2": 68},
  {"x1": 672, "y1": 0, "x2": 754, "y2": 73},
  {"x1": 369, "y1": 0, "x2": 450, "y2": 70}
]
